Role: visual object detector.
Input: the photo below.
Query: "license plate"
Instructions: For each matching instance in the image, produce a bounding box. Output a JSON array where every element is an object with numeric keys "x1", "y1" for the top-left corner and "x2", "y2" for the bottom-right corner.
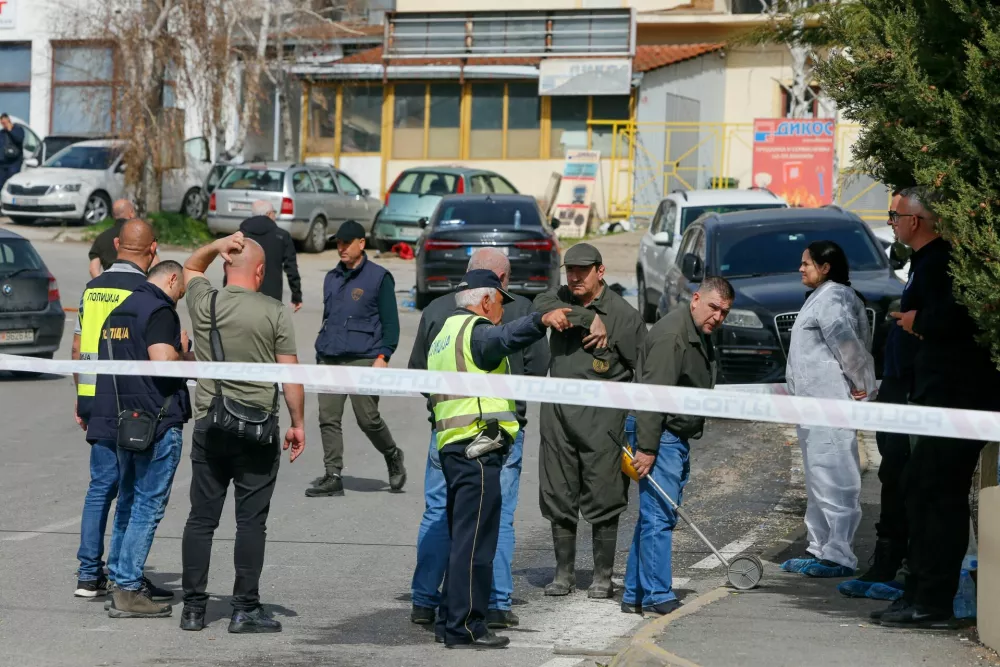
[
  {"x1": 467, "y1": 246, "x2": 509, "y2": 257},
  {"x1": 229, "y1": 201, "x2": 252, "y2": 212},
  {"x1": 0, "y1": 329, "x2": 34, "y2": 344},
  {"x1": 12, "y1": 197, "x2": 39, "y2": 206}
]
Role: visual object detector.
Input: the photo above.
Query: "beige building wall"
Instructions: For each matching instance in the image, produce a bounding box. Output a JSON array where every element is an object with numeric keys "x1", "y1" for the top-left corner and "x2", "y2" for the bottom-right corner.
[{"x1": 394, "y1": 0, "x2": 692, "y2": 11}]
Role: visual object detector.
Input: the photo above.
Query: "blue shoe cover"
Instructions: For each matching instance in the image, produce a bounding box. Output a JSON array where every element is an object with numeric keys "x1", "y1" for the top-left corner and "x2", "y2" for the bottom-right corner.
[
  {"x1": 838, "y1": 578, "x2": 876, "y2": 598},
  {"x1": 866, "y1": 581, "x2": 904, "y2": 601},
  {"x1": 781, "y1": 557, "x2": 818, "y2": 573},
  {"x1": 802, "y1": 560, "x2": 856, "y2": 578}
]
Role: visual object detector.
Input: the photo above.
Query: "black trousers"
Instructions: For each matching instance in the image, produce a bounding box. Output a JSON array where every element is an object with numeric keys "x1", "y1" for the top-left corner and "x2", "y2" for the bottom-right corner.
[
  {"x1": 903, "y1": 434, "x2": 983, "y2": 611},
  {"x1": 182, "y1": 419, "x2": 280, "y2": 611},
  {"x1": 436, "y1": 443, "x2": 503, "y2": 645},
  {"x1": 875, "y1": 377, "x2": 911, "y2": 546}
]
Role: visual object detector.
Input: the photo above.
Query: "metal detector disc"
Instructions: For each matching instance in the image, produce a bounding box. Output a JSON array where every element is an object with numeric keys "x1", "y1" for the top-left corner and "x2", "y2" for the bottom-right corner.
[{"x1": 727, "y1": 554, "x2": 764, "y2": 590}]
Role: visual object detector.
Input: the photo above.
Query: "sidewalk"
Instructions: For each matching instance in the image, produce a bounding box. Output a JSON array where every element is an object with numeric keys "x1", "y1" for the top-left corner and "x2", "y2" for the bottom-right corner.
[{"x1": 612, "y1": 438, "x2": 1000, "y2": 667}]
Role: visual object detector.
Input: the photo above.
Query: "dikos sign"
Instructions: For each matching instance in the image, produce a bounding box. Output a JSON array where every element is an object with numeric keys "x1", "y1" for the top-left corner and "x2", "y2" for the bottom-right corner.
[
  {"x1": 0, "y1": 0, "x2": 17, "y2": 30},
  {"x1": 752, "y1": 118, "x2": 836, "y2": 207}
]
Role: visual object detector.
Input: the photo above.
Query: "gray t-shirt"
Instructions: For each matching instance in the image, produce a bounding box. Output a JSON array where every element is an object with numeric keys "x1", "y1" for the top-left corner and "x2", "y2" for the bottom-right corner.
[{"x1": 186, "y1": 277, "x2": 298, "y2": 419}]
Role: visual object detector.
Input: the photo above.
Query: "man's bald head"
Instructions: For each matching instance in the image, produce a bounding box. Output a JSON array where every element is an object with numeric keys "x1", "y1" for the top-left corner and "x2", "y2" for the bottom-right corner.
[
  {"x1": 112, "y1": 199, "x2": 136, "y2": 220},
  {"x1": 224, "y1": 237, "x2": 267, "y2": 291},
  {"x1": 468, "y1": 248, "x2": 511, "y2": 289},
  {"x1": 114, "y1": 218, "x2": 157, "y2": 271}
]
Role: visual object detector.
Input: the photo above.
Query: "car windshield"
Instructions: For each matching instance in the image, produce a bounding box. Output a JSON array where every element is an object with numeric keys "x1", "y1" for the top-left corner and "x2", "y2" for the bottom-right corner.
[
  {"x1": 218, "y1": 168, "x2": 286, "y2": 192},
  {"x1": 681, "y1": 203, "x2": 786, "y2": 230},
  {"x1": 43, "y1": 137, "x2": 87, "y2": 157},
  {"x1": 435, "y1": 201, "x2": 541, "y2": 228},
  {"x1": 0, "y1": 239, "x2": 44, "y2": 275},
  {"x1": 43, "y1": 146, "x2": 117, "y2": 170},
  {"x1": 393, "y1": 171, "x2": 458, "y2": 196},
  {"x1": 715, "y1": 223, "x2": 886, "y2": 278}
]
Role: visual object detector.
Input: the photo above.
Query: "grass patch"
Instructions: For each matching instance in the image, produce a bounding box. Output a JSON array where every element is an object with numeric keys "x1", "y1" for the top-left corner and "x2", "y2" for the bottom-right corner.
[{"x1": 82, "y1": 212, "x2": 213, "y2": 248}]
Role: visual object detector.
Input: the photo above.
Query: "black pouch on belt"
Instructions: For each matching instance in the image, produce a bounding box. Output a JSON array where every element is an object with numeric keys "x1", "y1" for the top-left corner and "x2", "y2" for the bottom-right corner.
[{"x1": 104, "y1": 325, "x2": 173, "y2": 453}]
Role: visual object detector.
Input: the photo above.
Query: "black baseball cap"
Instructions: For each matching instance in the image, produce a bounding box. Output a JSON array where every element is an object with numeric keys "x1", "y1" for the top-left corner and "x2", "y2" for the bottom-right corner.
[
  {"x1": 334, "y1": 220, "x2": 366, "y2": 242},
  {"x1": 456, "y1": 269, "x2": 514, "y2": 304},
  {"x1": 562, "y1": 242, "x2": 603, "y2": 267}
]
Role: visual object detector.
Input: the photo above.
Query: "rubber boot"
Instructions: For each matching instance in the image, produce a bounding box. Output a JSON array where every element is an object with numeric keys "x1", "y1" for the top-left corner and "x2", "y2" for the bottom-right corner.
[
  {"x1": 544, "y1": 523, "x2": 576, "y2": 596},
  {"x1": 588, "y1": 519, "x2": 618, "y2": 599}
]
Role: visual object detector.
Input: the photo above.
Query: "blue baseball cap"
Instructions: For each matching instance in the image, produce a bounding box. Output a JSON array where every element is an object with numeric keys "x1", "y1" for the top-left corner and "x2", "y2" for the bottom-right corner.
[{"x1": 456, "y1": 269, "x2": 514, "y2": 304}]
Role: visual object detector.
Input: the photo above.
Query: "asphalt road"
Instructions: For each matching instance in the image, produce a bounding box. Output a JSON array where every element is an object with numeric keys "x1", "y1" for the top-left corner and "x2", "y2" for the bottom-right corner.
[{"x1": 0, "y1": 234, "x2": 801, "y2": 667}]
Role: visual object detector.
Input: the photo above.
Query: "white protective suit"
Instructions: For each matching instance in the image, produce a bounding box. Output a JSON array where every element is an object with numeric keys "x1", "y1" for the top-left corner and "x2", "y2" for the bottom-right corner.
[{"x1": 786, "y1": 280, "x2": 877, "y2": 569}]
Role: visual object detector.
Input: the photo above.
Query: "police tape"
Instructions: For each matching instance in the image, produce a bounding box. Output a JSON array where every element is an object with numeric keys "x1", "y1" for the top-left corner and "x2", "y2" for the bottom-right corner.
[{"x1": 1, "y1": 353, "x2": 997, "y2": 442}]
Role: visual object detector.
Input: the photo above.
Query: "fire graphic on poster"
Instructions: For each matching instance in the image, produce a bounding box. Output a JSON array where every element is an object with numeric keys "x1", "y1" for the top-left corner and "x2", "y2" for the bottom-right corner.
[{"x1": 752, "y1": 119, "x2": 835, "y2": 207}]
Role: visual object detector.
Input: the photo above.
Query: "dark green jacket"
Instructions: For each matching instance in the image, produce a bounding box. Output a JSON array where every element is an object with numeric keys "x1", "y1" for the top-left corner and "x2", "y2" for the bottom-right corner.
[{"x1": 635, "y1": 305, "x2": 716, "y2": 451}]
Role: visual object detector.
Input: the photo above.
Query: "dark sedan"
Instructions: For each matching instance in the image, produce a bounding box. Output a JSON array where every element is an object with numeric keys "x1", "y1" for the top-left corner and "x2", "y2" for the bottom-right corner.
[
  {"x1": 414, "y1": 194, "x2": 561, "y2": 309},
  {"x1": 657, "y1": 207, "x2": 904, "y2": 384},
  {"x1": 0, "y1": 229, "x2": 65, "y2": 366}
]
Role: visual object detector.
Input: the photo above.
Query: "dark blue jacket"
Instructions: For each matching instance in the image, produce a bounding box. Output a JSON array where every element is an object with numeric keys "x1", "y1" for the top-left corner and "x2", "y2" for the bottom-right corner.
[
  {"x1": 315, "y1": 254, "x2": 389, "y2": 359},
  {"x1": 87, "y1": 282, "x2": 192, "y2": 444}
]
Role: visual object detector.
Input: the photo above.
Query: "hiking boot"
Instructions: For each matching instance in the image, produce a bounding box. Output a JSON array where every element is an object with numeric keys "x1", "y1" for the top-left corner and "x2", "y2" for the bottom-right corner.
[
  {"x1": 305, "y1": 473, "x2": 345, "y2": 497},
  {"x1": 103, "y1": 581, "x2": 118, "y2": 610},
  {"x1": 385, "y1": 448, "x2": 407, "y2": 492},
  {"x1": 588, "y1": 519, "x2": 618, "y2": 599},
  {"x1": 544, "y1": 524, "x2": 576, "y2": 596},
  {"x1": 486, "y1": 609, "x2": 519, "y2": 628},
  {"x1": 410, "y1": 604, "x2": 436, "y2": 625},
  {"x1": 856, "y1": 536, "x2": 904, "y2": 583},
  {"x1": 229, "y1": 606, "x2": 282, "y2": 634},
  {"x1": 180, "y1": 606, "x2": 205, "y2": 631},
  {"x1": 74, "y1": 574, "x2": 108, "y2": 598},
  {"x1": 107, "y1": 588, "x2": 172, "y2": 618}
]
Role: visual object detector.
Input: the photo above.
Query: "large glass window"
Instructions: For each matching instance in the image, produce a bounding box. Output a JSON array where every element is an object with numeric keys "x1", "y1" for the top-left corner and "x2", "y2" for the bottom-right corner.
[
  {"x1": 550, "y1": 96, "x2": 589, "y2": 158},
  {"x1": 52, "y1": 44, "x2": 116, "y2": 135},
  {"x1": 341, "y1": 84, "x2": 382, "y2": 153},
  {"x1": 470, "y1": 83, "x2": 504, "y2": 159},
  {"x1": 310, "y1": 86, "x2": 336, "y2": 139},
  {"x1": 392, "y1": 83, "x2": 426, "y2": 159},
  {"x1": 590, "y1": 95, "x2": 631, "y2": 157},
  {"x1": 0, "y1": 44, "x2": 32, "y2": 121},
  {"x1": 428, "y1": 84, "x2": 461, "y2": 159},
  {"x1": 507, "y1": 83, "x2": 540, "y2": 159}
]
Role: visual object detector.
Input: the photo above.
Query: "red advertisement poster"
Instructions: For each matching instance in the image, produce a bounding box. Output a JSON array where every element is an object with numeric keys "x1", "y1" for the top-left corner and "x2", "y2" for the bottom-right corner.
[{"x1": 752, "y1": 119, "x2": 835, "y2": 207}]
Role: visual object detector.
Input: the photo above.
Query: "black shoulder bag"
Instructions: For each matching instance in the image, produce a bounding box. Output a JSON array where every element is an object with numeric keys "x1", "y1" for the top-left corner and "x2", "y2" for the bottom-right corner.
[
  {"x1": 205, "y1": 291, "x2": 279, "y2": 446},
  {"x1": 106, "y1": 327, "x2": 172, "y2": 453}
]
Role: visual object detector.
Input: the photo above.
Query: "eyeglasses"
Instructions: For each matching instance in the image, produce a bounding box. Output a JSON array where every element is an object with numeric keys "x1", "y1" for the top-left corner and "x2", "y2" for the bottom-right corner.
[{"x1": 887, "y1": 211, "x2": 923, "y2": 224}]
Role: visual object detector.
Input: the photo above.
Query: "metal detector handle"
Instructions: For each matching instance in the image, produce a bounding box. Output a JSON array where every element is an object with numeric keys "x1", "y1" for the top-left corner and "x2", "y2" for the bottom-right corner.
[{"x1": 609, "y1": 429, "x2": 732, "y2": 569}]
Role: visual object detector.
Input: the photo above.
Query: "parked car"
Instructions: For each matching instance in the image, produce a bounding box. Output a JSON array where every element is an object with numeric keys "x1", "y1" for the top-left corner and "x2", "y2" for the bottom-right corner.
[
  {"x1": 636, "y1": 188, "x2": 788, "y2": 323},
  {"x1": 35, "y1": 134, "x2": 98, "y2": 166},
  {"x1": 414, "y1": 194, "x2": 560, "y2": 309},
  {"x1": 207, "y1": 163, "x2": 382, "y2": 253},
  {"x1": 4, "y1": 116, "x2": 43, "y2": 168},
  {"x1": 375, "y1": 167, "x2": 519, "y2": 249},
  {"x1": 1, "y1": 139, "x2": 211, "y2": 225},
  {"x1": 657, "y1": 207, "x2": 904, "y2": 384},
  {"x1": 0, "y1": 228, "x2": 65, "y2": 368}
]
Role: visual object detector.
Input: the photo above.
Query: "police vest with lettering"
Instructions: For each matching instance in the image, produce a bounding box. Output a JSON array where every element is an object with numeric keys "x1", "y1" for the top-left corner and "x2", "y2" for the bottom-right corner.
[
  {"x1": 76, "y1": 264, "x2": 147, "y2": 421},
  {"x1": 427, "y1": 314, "x2": 519, "y2": 450},
  {"x1": 86, "y1": 282, "x2": 191, "y2": 444},
  {"x1": 315, "y1": 254, "x2": 388, "y2": 359}
]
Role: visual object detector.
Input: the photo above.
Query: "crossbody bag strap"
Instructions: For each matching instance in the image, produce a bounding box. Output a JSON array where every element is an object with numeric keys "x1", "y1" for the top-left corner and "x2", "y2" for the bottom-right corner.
[
  {"x1": 209, "y1": 290, "x2": 224, "y2": 397},
  {"x1": 104, "y1": 326, "x2": 122, "y2": 416}
]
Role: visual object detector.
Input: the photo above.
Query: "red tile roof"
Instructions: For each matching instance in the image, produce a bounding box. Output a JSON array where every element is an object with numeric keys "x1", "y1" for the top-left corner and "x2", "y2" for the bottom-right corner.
[{"x1": 335, "y1": 43, "x2": 724, "y2": 72}]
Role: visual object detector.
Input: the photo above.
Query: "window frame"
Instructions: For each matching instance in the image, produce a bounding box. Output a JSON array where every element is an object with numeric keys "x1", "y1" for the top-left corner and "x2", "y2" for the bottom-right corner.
[
  {"x1": 0, "y1": 43, "x2": 32, "y2": 122},
  {"x1": 336, "y1": 170, "x2": 363, "y2": 196},
  {"x1": 50, "y1": 41, "x2": 121, "y2": 136},
  {"x1": 291, "y1": 170, "x2": 317, "y2": 193}
]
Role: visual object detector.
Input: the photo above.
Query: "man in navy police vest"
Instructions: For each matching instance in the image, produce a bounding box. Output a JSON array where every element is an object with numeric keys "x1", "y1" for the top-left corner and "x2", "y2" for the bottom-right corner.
[{"x1": 308, "y1": 220, "x2": 406, "y2": 498}]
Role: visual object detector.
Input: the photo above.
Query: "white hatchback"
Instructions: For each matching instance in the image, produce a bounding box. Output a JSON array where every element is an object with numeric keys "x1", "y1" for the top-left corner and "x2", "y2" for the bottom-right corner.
[{"x1": 636, "y1": 189, "x2": 788, "y2": 322}]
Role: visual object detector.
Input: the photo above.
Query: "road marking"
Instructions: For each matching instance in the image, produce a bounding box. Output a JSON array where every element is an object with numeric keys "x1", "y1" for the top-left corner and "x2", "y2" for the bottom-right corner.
[
  {"x1": 689, "y1": 534, "x2": 760, "y2": 570},
  {"x1": 537, "y1": 659, "x2": 586, "y2": 667},
  {"x1": 512, "y1": 592, "x2": 644, "y2": 654}
]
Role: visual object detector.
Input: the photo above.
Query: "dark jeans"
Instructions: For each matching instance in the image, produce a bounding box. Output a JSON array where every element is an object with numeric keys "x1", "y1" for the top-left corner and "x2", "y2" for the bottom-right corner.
[
  {"x1": 181, "y1": 419, "x2": 280, "y2": 611},
  {"x1": 903, "y1": 434, "x2": 984, "y2": 611},
  {"x1": 77, "y1": 439, "x2": 123, "y2": 581},
  {"x1": 436, "y1": 443, "x2": 503, "y2": 645},
  {"x1": 875, "y1": 377, "x2": 911, "y2": 546}
]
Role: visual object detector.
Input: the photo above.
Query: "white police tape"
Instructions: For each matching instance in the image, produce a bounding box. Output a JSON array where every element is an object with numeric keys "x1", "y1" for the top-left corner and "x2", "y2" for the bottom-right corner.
[{"x1": 2, "y1": 353, "x2": 997, "y2": 442}]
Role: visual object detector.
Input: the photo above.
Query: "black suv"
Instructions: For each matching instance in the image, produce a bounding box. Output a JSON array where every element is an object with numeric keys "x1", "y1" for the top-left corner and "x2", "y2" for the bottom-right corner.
[{"x1": 657, "y1": 207, "x2": 905, "y2": 384}]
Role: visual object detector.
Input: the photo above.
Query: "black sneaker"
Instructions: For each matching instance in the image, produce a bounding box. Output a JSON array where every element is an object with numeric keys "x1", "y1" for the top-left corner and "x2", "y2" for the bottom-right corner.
[
  {"x1": 445, "y1": 631, "x2": 510, "y2": 649},
  {"x1": 647, "y1": 599, "x2": 682, "y2": 616},
  {"x1": 180, "y1": 606, "x2": 206, "y2": 632},
  {"x1": 305, "y1": 474, "x2": 345, "y2": 497},
  {"x1": 142, "y1": 577, "x2": 174, "y2": 602},
  {"x1": 486, "y1": 609, "x2": 519, "y2": 628},
  {"x1": 229, "y1": 606, "x2": 282, "y2": 634},
  {"x1": 385, "y1": 448, "x2": 407, "y2": 492},
  {"x1": 621, "y1": 601, "x2": 642, "y2": 614},
  {"x1": 410, "y1": 604, "x2": 436, "y2": 625},
  {"x1": 880, "y1": 603, "x2": 955, "y2": 629},
  {"x1": 75, "y1": 574, "x2": 109, "y2": 598},
  {"x1": 870, "y1": 598, "x2": 908, "y2": 622}
]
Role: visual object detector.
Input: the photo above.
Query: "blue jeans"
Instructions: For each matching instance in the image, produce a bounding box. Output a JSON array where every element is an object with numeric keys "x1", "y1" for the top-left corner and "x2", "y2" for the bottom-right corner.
[
  {"x1": 77, "y1": 439, "x2": 125, "y2": 581},
  {"x1": 411, "y1": 429, "x2": 524, "y2": 611},
  {"x1": 108, "y1": 428, "x2": 184, "y2": 590},
  {"x1": 622, "y1": 415, "x2": 690, "y2": 608}
]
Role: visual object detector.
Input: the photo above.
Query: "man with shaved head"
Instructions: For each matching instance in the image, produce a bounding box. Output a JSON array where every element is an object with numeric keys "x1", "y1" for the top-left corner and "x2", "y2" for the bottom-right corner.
[
  {"x1": 88, "y1": 200, "x2": 160, "y2": 278},
  {"x1": 407, "y1": 248, "x2": 550, "y2": 629},
  {"x1": 72, "y1": 217, "x2": 160, "y2": 599},
  {"x1": 233, "y1": 199, "x2": 302, "y2": 310},
  {"x1": 178, "y1": 232, "x2": 305, "y2": 634}
]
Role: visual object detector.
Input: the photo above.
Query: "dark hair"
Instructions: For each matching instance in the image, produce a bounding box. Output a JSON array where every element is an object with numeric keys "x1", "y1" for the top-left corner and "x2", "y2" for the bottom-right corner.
[
  {"x1": 806, "y1": 240, "x2": 850, "y2": 286},
  {"x1": 698, "y1": 275, "x2": 735, "y2": 302},
  {"x1": 147, "y1": 260, "x2": 183, "y2": 281},
  {"x1": 0, "y1": 113, "x2": 9, "y2": 121}
]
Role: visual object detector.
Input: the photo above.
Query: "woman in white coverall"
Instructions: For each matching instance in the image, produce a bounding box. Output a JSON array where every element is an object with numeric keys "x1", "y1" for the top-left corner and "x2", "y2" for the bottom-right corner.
[{"x1": 782, "y1": 240, "x2": 877, "y2": 579}]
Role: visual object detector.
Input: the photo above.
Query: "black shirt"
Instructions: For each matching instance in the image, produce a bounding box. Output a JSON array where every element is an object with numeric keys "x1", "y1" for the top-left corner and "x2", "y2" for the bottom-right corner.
[
  {"x1": 146, "y1": 308, "x2": 180, "y2": 347},
  {"x1": 88, "y1": 219, "x2": 127, "y2": 271},
  {"x1": 237, "y1": 215, "x2": 302, "y2": 304}
]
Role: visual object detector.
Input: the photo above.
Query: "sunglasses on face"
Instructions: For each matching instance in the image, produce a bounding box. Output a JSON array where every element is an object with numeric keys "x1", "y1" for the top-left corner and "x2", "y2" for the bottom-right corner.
[{"x1": 887, "y1": 211, "x2": 923, "y2": 224}]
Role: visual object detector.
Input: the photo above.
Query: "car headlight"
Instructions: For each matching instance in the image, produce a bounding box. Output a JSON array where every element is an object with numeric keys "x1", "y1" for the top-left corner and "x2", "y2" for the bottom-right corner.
[
  {"x1": 50, "y1": 184, "x2": 82, "y2": 193},
  {"x1": 725, "y1": 309, "x2": 764, "y2": 329}
]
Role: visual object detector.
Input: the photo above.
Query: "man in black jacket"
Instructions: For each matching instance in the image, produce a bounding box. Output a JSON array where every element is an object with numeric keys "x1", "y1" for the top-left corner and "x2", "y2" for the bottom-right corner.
[
  {"x1": 0, "y1": 113, "x2": 25, "y2": 193},
  {"x1": 408, "y1": 248, "x2": 549, "y2": 630},
  {"x1": 875, "y1": 187, "x2": 1000, "y2": 628},
  {"x1": 235, "y1": 200, "x2": 302, "y2": 310}
]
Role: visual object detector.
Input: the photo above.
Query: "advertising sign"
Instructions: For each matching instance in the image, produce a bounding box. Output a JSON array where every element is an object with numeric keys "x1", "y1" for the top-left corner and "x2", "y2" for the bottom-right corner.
[
  {"x1": 553, "y1": 150, "x2": 601, "y2": 238},
  {"x1": 539, "y1": 59, "x2": 633, "y2": 96},
  {"x1": 0, "y1": 0, "x2": 17, "y2": 30},
  {"x1": 752, "y1": 118, "x2": 835, "y2": 207}
]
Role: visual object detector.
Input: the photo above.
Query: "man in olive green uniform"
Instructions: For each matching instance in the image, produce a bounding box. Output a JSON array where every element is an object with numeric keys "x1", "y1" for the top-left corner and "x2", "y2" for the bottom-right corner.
[{"x1": 533, "y1": 243, "x2": 646, "y2": 599}]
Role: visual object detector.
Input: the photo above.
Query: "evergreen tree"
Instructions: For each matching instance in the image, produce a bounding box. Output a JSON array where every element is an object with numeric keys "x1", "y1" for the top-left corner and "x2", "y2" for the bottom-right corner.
[{"x1": 815, "y1": 0, "x2": 1000, "y2": 360}]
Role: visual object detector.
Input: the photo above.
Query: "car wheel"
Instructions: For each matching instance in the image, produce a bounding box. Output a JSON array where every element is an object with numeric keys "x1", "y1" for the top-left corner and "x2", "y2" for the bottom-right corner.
[
  {"x1": 637, "y1": 271, "x2": 657, "y2": 324},
  {"x1": 303, "y1": 217, "x2": 327, "y2": 254},
  {"x1": 83, "y1": 192, "x2": 111, "y2": 226},
  {"x1": 180, "y1": 187, "x2": 206, "y2": 220},
  {"x1": 416, "y1": 290, "x2": 434, "y2": 310}
]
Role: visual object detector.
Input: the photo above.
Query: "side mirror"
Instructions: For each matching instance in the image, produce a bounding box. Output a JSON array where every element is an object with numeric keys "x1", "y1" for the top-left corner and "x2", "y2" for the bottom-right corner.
[
  {"x1": 888, "y1": 241, "x2": 911, "y2": 271},
  {"x1": 681, "y1": 253, "x2": 704, "y2": 282},
  {"x1": 362, "y1": 188, "x2": 371, "y2": 197},
  {"x1": 550, "y1": 217, "x2": 560, "y2": 229},
  {"x1": 652, "y1": 230, "x2": 672, "y2": 246},
  {"x1": 418, "y1": 217, "x2": 429, "y2": 229},
  {"x1": 23, "y1": 157, "x2": 39, "y2": 168},
  {"x1": 115, "y1": 162, "x2": 126, "y2": 174}
]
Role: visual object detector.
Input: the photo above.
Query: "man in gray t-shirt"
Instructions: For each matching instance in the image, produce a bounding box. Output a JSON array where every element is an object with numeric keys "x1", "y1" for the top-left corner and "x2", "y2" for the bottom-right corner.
[{"x1": 179, "y1": 232, "x2": 305, "y2": 634}]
